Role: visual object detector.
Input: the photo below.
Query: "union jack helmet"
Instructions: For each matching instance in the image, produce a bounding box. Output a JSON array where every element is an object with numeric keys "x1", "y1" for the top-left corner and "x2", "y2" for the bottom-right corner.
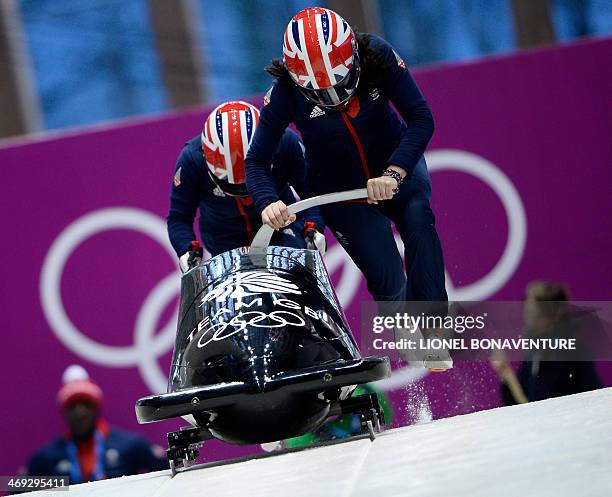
[
  {"x1": 201, "y1": 100, "x2": 260, "y2": 197},
  {"x1": 283, "y1": 7, "x2": 360, "y2": 108}
]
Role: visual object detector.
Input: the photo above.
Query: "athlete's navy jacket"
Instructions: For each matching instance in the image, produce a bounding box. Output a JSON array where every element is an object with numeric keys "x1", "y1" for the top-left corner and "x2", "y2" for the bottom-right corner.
[
  {"x1": 168, "y1": 129, "x2": 324, "y2": 257},
  {"x1": 26, "y1": 427, "x2": 167, "y2": 481},
  {"x1": 245, "y1": 35, "x2": 434, "y2": 214}
]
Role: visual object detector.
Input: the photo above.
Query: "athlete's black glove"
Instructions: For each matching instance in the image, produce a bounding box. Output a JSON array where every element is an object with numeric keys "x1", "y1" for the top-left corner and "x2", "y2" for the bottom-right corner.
[{"x1": 178, "y1": 240, "x2": 203, "y2": 273}]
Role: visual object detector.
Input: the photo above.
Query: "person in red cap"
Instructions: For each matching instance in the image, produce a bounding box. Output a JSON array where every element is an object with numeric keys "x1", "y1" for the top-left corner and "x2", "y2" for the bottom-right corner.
[{"x1": 24, "y1": 365, "x2": 167, "y2": 482}]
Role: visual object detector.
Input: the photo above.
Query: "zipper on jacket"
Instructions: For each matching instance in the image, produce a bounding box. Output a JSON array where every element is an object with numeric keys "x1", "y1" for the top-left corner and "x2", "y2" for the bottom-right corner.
[{"x1": 340, "y1": 111, "x2": 371, "y2": 180}]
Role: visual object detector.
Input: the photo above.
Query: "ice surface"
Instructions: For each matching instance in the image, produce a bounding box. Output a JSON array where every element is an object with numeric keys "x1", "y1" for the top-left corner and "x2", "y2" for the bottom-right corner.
[{"x1": 25, "y1": 387, "x2": 612, "y2": 497}]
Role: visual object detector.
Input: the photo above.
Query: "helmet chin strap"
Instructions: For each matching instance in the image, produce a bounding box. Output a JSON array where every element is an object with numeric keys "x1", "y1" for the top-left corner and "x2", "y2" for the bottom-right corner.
[{"x1": 208, "y1": 170, "x2": 248, "y2": 197}]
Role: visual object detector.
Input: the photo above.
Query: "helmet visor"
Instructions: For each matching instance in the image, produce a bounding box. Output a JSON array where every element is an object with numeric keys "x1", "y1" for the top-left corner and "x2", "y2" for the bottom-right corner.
[{"x1": 298, "y1": 57, "x2": 361, "y2": 108}]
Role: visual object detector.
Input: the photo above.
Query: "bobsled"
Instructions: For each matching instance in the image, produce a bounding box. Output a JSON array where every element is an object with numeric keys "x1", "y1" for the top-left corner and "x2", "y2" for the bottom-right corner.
[{"x1": 135, "y1": 190, "x2": 391, "y2": 473}]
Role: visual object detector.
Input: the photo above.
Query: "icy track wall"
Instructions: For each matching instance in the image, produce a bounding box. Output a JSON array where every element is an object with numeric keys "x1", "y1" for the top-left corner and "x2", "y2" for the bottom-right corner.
[
  {"x1": 25, "y1": 388, "x2": 612, "y2": 497},
  {"x1": 1, "y1": 37, "x2": 611, "y2": 475}
]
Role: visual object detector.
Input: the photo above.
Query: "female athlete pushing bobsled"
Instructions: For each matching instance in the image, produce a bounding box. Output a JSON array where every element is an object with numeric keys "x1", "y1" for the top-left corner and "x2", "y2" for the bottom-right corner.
[{"x1": 246, "y1": 7, "x2": 447, "y2": 304}]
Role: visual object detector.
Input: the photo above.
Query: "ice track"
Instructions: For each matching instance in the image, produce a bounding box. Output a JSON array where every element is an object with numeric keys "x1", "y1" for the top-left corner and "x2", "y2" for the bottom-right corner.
[{"x1": 26, "y1": 387, "x2": 612, "y2": 497}]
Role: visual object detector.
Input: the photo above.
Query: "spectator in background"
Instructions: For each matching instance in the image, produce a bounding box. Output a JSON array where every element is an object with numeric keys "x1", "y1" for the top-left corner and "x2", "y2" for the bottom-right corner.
[
  {"x1": 492, "y1": 281, "x2": 603, "y2": 405},
  {"x1": 25, "y1": 365, "x2": 167, "y2": 482}
]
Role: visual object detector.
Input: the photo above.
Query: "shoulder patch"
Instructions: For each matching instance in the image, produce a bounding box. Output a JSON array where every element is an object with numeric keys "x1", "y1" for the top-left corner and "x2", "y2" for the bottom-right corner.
[
  {"x1": 173, "y1": 167, "x2": 182, "y2": 187},
  {"x1": 392, "y1": 49, "x2": 406, "y2": 69},
  {"x1": 263, "y1": 87, "x2": 273, "y2": 106}
]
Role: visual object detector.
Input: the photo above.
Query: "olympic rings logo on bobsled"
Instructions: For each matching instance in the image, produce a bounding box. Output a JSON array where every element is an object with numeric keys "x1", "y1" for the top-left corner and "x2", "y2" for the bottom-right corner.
[
  {"x1": 193, "y1": 295, "x2": 340, "y2": 348},
  {"x1": 194, "y1": 309, "x2": 307, "y2": 349}
]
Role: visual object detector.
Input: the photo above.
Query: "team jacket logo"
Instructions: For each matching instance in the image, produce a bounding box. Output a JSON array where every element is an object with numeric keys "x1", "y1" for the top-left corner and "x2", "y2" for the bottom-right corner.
[
  {"x1": 310, "y1": 106, "x2": 325, "y2": 118},
  {"x1": 392, "y1": 49, "x2": 406, "y2": 69},
  {"x1": 173, "y1": 167, "x2": 181, "y2": 187},
  {"x1": 263, "y1": 87, "x2": 272, "y2": 106},
  {"x1": 200, "y1": 270, "x2": 302, "y2": 304}
]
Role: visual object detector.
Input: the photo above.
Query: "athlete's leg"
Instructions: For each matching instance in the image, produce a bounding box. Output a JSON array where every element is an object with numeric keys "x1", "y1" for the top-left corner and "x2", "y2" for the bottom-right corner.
[
  {"x1": 321, "y1": 202, "x2": 406, "y2": 302},
  {"x1": 383, "y1": 158, "x2": 451, "y2": 369},
  {"x1": 385, "y1": 157, "x2": 448, "y2": 302}
]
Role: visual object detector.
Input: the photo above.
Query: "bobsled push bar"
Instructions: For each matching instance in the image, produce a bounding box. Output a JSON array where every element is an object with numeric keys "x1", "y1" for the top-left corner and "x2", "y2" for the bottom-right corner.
[{"x1": 250, "y1": 188, "x2": 367, "y2": 252}]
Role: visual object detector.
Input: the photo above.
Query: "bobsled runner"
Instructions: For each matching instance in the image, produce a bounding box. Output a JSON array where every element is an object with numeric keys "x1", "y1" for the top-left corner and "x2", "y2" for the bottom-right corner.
[{"x1": 135, "y1": 190, "x2": 391, "y2": 474}]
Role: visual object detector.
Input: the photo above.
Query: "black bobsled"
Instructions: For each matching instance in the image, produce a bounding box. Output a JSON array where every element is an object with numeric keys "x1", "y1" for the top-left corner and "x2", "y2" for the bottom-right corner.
[{"x1": 135, "y1": 190, "x2": 390, "y2": 473}]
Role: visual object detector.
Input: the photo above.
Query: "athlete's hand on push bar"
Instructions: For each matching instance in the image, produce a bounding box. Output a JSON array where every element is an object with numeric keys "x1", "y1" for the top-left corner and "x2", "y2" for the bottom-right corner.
[
  {"x1": 366, "y1": 176, "x2": 396, "y2": 204},
  {"x1": 262, "y1": 200, "x2": 296, "y2": 230},
  {"x1": 366, "y1": 165, "x2": 406, "y2": 204}
]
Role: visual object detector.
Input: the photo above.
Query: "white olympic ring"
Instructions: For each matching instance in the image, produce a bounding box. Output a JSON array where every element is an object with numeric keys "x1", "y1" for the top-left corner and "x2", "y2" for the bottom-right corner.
[
  {"x1": 366, "y1": 149, "x2": 528, "y2": 391},
  {"x1": 40, "y1": 150, "x2": 526, "y2": 394},
  {"x1": 329, "y1": 149, "x2": 527, "y2": 306},
  {"x1": 425, "y1": 149, "x2": 527, "y2": 300},
  {"x1": 40, "y1": 208, "x2": 182, "y2": 393}
]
